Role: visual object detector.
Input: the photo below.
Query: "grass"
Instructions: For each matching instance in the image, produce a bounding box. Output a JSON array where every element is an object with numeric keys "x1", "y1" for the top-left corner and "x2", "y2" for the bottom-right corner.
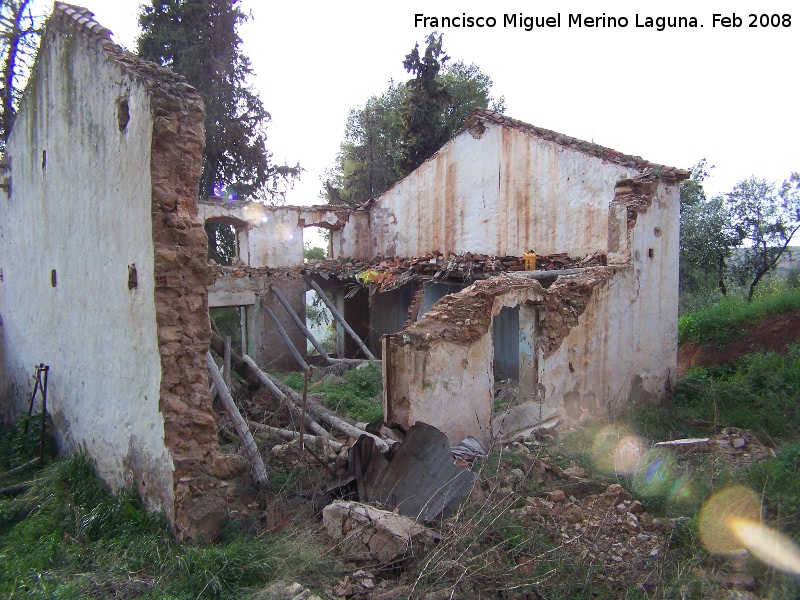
[
  {"x1": 278, "y1": 363, "x2": 383, "y2": 423},
  {"x1": 628, "y1": 344, "x2": 800, "y2": 444},
  {"x1": 678, "y1": 282, "x2": 800, "y2": 345},
  {"x1": 0, "y1": 422, "x2": 334, "y2": 599}
]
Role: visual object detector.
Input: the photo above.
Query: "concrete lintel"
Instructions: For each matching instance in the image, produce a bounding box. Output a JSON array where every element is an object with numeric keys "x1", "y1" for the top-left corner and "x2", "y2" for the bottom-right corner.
[{"x1": 209, "y1": 290, "x2": 256, "y2": 307}]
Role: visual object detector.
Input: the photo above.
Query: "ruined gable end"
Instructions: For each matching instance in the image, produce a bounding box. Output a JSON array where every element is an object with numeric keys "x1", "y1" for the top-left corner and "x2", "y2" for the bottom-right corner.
[{"x1": 0, "y1": 2, "x2": 245, "y2": 539}]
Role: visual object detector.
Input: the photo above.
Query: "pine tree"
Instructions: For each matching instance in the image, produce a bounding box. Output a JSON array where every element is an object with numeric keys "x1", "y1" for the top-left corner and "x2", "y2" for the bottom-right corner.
[{"x1": 137, "y1": 0, "x2": 299, "y2": 201}]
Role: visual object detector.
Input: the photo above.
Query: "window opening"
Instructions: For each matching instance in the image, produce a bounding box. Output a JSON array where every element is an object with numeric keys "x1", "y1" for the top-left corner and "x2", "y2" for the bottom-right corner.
[
  {"x1": 210, "y1": 306, "x2": 246, "y2": 356},
  {"x1": 303, "y1": 226, "x2": 331, "y2": 261},
  {"x1": 205, "y1": 222, "x2": 238, "y2": 265}
]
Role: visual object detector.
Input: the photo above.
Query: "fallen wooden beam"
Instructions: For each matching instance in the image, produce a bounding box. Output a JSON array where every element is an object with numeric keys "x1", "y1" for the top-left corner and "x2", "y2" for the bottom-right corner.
[
  {"x1": 241, "y1": 353, "x2": 390, "y2": 453},
  {"x1": 206, "y1": 352, "x2": 269, "y2": 488},
  {"x1": 270, "y1": 284, "x2": 332, "y2": 363},
  {"x1": 239, "y1": 354, "x2": 330, "y2": 438},
  {"x1": 305, "y1": 277, "x2": 377, "y2": 360},
  {"x1": 0, "y1": 457, "x2": 40, "y2": 482},
  {"x1": 265, "y1": 306, "x2": 309, "y2": 370},
  {"x1": 247, "y1": 421, "x2": 344, "y2": 453}
]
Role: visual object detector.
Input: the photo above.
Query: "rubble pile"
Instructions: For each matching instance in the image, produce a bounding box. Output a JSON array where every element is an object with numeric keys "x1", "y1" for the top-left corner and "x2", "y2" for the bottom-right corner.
[
  {"x1": 304, "y1": 251, "x2": 607, "y2": 293},
  {"x1": 513, "y1": 482, "x2": 674, "y2": 589}
]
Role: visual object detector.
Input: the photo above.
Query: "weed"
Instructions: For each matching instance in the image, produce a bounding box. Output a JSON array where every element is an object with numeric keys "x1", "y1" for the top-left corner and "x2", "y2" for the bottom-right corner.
[
  {"x1": 746, "y1": 443, "x2": 800, "y2": 535},
  {"x1": 679, "y1": 283, "x2": 800, "y2": 345},
  {"x1": 277, "y1": 364, "x2": 383, "y2": 422},
  {"x1": 0, "y1": 452, "x2": 333, "y2": 599},
  {"x1": 627, "y1": 345, "x2": 800, "y2": 444}
]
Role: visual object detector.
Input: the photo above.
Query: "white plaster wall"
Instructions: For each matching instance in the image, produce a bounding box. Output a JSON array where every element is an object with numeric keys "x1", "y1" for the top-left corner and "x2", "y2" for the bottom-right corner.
[
  {"x1": 370, "y1": 122, "x2": 638, "y2": 258},
  {"x1": 198, "y1": 202, "x2": 369, "y2": 267},
  {"x1": 536, "y1": 185, "x2": 680, "y2": 420},
  {"x1": 385, "y1": 335, "x2": 494, "y2": 445},
  {"x1": 0, "y1": 32, "x2": 173, "y2": 513}
]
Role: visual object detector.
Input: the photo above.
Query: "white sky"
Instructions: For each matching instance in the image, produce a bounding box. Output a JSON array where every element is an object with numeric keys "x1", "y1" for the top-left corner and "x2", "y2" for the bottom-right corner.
[{"x1": 42, "y1": 1, "x2": 799, "y2": 204}]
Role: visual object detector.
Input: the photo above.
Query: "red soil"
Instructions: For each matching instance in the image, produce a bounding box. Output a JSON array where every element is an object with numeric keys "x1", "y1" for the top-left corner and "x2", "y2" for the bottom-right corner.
[{"x1": 677, "y1": 309, "x2": 800, "y2": 377}]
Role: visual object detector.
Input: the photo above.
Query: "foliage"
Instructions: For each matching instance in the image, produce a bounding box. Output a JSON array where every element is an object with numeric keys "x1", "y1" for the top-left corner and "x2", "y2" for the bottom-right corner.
[
  {"x1": 137, "y1": 0, "x2": 300, "y2": 201},
  {"x1": 279, "y1": 364, "x2": 383, "y2": 422},
  {"x1": 210, "y1": 306, "x2": 243, "y2": 354},
  {"x1": 206, "y1": 221, "x2": 238, "y2": 265},
  {"x1": 323, "y1": 35, "x2": 504, "y2": 206},
  {"x1": 629, "y1": 345, "x2": 800, "y2": 444},
  {"x1": 678, "y1": 280, "x2": 800, "y2": 345},
  {"x1": 0, "y1": 0, "x2": 42, "y2": 149},
  {"x1": 0, "y1": 452, "x2": 329, "y2": 599},
  {"x1": 303, "y1": 244, "x2": 326, "y2": 261},
  {"x1": 398, "y1": 32, "x2": 450, "y2": 175},
  {"x1": 746, "y1": 443, "x2": 800, "y2": 536},
  {"x1": 724, "y1": 173, "x2": 800, "y2": 301},
  {"x1": 680, "y1": 161, "x2": 741, "y2": 297},
  {"x1": 0, "y1": 414, "x2": 56, "y2": 474}
]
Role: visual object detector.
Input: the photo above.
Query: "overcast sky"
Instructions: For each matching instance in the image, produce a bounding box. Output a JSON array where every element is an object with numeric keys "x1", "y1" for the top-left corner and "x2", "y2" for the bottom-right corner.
[{"x1": 49, "y1": 0, "x2": 798, "y2": 205}]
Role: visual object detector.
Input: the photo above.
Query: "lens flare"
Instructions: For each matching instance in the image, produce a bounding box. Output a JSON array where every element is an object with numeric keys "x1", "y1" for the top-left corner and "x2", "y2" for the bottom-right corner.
[
  {"x1": 631, "y1": 450, "x2": 677, "y2": 499},
  {"x1": 728, "y1": 517, "x2": 800, "y2": 575},
  {"x1": 591, "y1": 426, "x2": 646, "y2": 475},
  {"x1": 668, "y1": 475, "x2": 694, "y2": 503},
  {"x1": 698, "y1": 486, "x2": 762, "y2": 555}
]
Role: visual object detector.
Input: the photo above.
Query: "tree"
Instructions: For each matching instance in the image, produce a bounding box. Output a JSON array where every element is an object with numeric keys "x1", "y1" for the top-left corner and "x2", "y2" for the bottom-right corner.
[
  {"x1": 725, "y1": 173, "x2": 800, "y2": 301},
  {"x1": 323, "y1": 35, "x2": 504, "y2": 206},
  {"x1": 137, "y1": 0, "x2": 299, "y2": 201},
  {"x1": 679, "y1": 160, "x2": 740, "y2": 296},
  {"x1": 0, "y1": 0, "x2": 42, "y2": 149},
  {"x1": 322, "y1": 82, "x2": 406, "y2": 207},
  {"x1": 205, "y1": 222, "x2": 237, "y2": 265},
  {"x1": 398, "y1": 32, "x2": 450, "y2": 175}
]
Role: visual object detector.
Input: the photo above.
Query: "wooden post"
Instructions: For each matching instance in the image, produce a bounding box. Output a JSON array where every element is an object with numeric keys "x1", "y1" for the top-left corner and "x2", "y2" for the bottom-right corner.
[
  {"x1": 265, "y1": 307, "x2": 309, "y2": 370},
  {"x1": 305, "y1": 277, "x2": 377, "y2": 360},
  {"x1": 223, "y1": 335, "x2": 232, "y2": 390},
  {"x1": 206, "y1": 352, "x2": 269, "y2": 488},
  {"x1": 269, "y1": 284, "x2": 332, "y2": 363}
]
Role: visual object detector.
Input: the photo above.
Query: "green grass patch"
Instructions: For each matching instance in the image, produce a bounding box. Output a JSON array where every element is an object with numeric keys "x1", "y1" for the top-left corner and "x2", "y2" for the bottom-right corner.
[
  {"x1": 0, "y1": 451, "x2": 331, "y2": 599},
  {"x1": 746, "y1": 443, "x2": 800, "y2": 536},
  {"x1": 277, "y1": 364, "x2": 383, "y2": 423},
  {"x1": 0, "y1": 415, "x2": 57, "y2": 474},
  {"x1": 679, "y1": 284, "x2": 800, "y2": 345},
  {"x1": 627, "y1": 345, "x2": 800, "y2": 444}
]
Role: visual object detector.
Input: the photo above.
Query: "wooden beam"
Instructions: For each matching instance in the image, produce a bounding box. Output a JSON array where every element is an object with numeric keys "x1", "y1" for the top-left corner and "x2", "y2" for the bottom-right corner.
[
  {"x1": 269, "y1": 284, "x2": 332, "y2": 363},
  {"x1": 206, "y1": 352, "x2": 269, "y2": 488},
  {"x1": 265, "y1": 307, "x2": 309, "y2": 370},
  {"x1": 305, "y1": 277, "x2": 377, "y2": 360}
]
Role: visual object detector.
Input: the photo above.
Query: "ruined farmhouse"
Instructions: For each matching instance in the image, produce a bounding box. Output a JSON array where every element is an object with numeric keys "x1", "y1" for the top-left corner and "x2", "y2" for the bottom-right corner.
[{"x1": 0, "y1": 3, "x2": 687, "y2": 537}]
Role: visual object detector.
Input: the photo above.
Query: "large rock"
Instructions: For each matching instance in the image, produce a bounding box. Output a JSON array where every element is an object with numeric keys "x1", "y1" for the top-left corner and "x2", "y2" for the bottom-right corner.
[{"x1": 322, "y1": 501, "x2": 439, "y2": 564}]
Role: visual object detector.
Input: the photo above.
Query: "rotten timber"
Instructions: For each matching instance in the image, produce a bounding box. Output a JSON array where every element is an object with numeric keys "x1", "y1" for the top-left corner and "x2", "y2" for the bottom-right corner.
[
  {"x1": 269, "y1": 284, "x2": 332, "y2": 363},
  {"x1": 206, "y1": 352, "x2": 269, "y2": 488},
  {"x1": 240, "y1": 354, "x2": 391, "y2": 453},
  {"x1": 239, "y1": 354, "x2": 330, "y2": 438},
  {"x1": 305, "y1": 277, "x2": 377, "y2": 360},
  {"x1": 265, "y1": 306, "x2": 309, "y2": 370}
]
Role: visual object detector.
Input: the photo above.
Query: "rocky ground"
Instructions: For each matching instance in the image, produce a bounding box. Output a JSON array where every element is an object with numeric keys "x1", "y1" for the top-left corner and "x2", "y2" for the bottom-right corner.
[{"x1": 238, "y1": 413, "x2": 779, "y2": 600}]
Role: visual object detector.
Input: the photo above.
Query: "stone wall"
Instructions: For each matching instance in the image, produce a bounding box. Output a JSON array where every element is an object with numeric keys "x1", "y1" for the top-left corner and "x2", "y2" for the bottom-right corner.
[{"x1": 0, "y1": 5, "x2": 243, "y2": 539}]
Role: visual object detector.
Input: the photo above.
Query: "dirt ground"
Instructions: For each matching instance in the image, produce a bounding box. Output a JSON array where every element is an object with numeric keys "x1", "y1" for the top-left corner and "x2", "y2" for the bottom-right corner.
[{"x1": 678, "y1": 309, "x2": 800, "y2": 377}]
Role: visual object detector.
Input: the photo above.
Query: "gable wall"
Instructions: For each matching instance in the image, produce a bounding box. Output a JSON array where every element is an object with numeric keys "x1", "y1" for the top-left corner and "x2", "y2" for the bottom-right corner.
[
  {"x1": 369, "y1": 121, "x2": 638, "y2": 258},
  {"x1": 0, "y1": 27, "x2": 173, "y2": 514}
]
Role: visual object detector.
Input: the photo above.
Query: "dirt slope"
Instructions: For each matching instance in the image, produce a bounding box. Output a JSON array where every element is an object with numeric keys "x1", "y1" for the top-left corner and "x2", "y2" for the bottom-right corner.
[{"x1": 678, "y1": 308, "x2": 800, "y2": 377}]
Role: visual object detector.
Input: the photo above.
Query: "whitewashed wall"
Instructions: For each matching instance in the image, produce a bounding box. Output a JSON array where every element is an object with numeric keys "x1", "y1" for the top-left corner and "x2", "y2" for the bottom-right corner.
[
  {"x1": 0, "y1": 32, "x2": 173, "y2": 513},
  {"x1": 198, "y1": 201, "x2": 370, "y2": 268},
  {"x1": 370, "y1": 121, "x2": 638, "y2": 258}
]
